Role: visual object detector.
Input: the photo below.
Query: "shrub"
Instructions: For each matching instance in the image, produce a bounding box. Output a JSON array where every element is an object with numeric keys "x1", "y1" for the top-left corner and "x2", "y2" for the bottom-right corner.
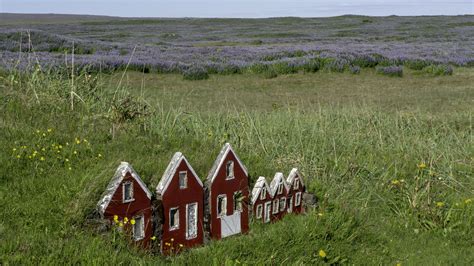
[
  {"x1": 263, "y1": 68, "x2": 278, "y2": 79},
  {"x1": 182, "y1": 66, "x2": 209, "y2": 80},
  {"x1": 302, "y1": 59, "x2": 321, "y2": 73},
  {"x1": 422, "y1": 64, "x2": 453, "y2": 76},
  {"x1": 405, "y1": 59, "x2": 432, "y2": 70},
  {"x1": 349, "y1": 65, "x2": 361, "y2": 74},
  {"x1": 376, "y1": 65, "x2": 403, "y2": 77},
  {"x1": 324, "y1": 59, "x2": 348, "y2": 73},
  {"x1": 247, "y1": 63, "x2": 270, "y2": 74},
  {"x1": 271, "y1": 62, "x2": 298, "y2": 74}
]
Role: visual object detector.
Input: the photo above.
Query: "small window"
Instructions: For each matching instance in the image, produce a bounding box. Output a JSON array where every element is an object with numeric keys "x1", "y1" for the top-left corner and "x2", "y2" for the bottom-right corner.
[
  {"x1": 122, "y1": 181, "x2": 134, "y2": 203},
  {"x1": 295, "y1": 192, "x2": 302, "y2": 206},
  {"x1": 256, "y1": 204, "x2": 262, "y2": 219},
  {"x1": 133, "y1": 215, "x2": 145, "y2": 241},
  {"x1": 226, "y1": 161, "x2": 234, "y2": 179},
  {"x1": 217, "y1": 195, "x2": 227, "y2": 217},
  {"x1": 260, "y1": 187, "x2": 266, "y2": 200},
  {"x1": 272, "y1": 199, "x2": 279, "y2": 214},
  {"x1": 233, "y1": 191, "x2": 242, "y2": 212},
  {"x1": 179, "y1": 171, "x2": 187, "y2": 189},
  {"x1": 279, "y1": 197, "x2": 286, "y2": 211},
  {"x1": 278, "y1": 181, "x2": 284, "y2": 195},
  {"x1": 169, "y1": 207, "x2": 179, "y2": 230},
  {"x1": 294, "y1": 178, "x2": 299, "y2": 190}
]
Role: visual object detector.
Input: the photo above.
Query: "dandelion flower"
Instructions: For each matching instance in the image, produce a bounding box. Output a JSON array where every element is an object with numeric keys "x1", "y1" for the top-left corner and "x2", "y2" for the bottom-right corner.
[
  {"x1": 417, "y1": 162, "x2": 426, "y2": 169},
  {"x1": 118, "y1": 222, "x2": 124, "y2": 227},
  {"x1": 318, "y1": 249, "x2": 327, "y2": 258},
  {"x1": 130, "y1": 219, "x2": 136, "y2": 225},
  {"x1": 113, "y1": 215, "x2": 118, "y2": 221},
  {"x1": 436, "y1": 202, "x2": 444, "y2": 207},
  {"x1": 76, "y1": 140, "x2": 81, "y2": 145},
  {"x1": 151, "y1": 236, "x2": 156, "y2": 241}
]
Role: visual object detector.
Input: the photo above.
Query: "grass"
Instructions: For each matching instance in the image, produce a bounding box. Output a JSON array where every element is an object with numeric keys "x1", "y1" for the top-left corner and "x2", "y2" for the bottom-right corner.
[{"x1": 0, "y1": 68, "x2": 473, "y2": 264}]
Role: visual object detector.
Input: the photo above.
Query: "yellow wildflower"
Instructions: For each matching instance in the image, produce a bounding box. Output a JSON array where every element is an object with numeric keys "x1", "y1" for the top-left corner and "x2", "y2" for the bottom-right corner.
[
  {"x1": 130, "y1": 219, "x2": 136, "y2": 225},
  {"x1": 16, "y1": 155, "x2": 21, "y2": 159},
  {"x1": 36, "y1": 130, "x2": 40, "y2": 134},
  {"x1": 68, "y1": 167, "x2": 72, "y2": 171},
  {"x1": 436, "y1": 202, "x2": 444, "y2": 207},
  {"x1": 417, "y1": 162, "x2": 426, "y2": 169},
  {"x1": 98, "y1": 154, "x2": 102, "y2": 158},
  {"x1": 171, "y1": 238, "x2": 174, "y2": 242},
  {"x1": 318, "y1": 212, "x2": 324, "y2": 217},
  {"x1": 151, "y1": 236, "x2": 156, "y2": 241},
  {"x1": 179, "y1": 244, "x2": 184, "y2": 247},
  {"x1": 22, "y1": 146, "x2": 26, "y2": 149},
  {"x1": 47, "y1": 128, "x2": 52, "y2": 133},
  {"x1": 165, "y1": 242, "x2": 170, "y2": 246},
  {"x1": 73, "y1": 151, "x2": 77, "y2": 155},
  {"x1": 40, "y1": 157, "x2": 45, "y2": 161},
  {"x1": 59, "y1": 145, "x2": 63, "y2": 149},
  {"x1": 42, "y1": 133, "x2": 46, "y2": 137},
  {"x1": 65, "y1": 158, "x2": 69, "y2": 162},
  {"x1": 396, "y1": 263, "x2": 402, "y2": 266},
  {"x1": 118, "y1": 222, "x2": 124, "y2": 227},
  {"x1": 12, "y1": 148, "x2": 17, "y2": 152},
  {"x1": 318, "y1": 249, "x2": 327, "y2": 258},
  {"x1": 113, "y1": 215, "x2": 118, "y2": 221},
  {"x1": 41, "y1": 148, "x2": 45, "y2": 152},
  {"x1": 465, "y1": 198, "x2": 472, "y2": 204},
  {"x1": 76, "y1": 140, "x2": 81, "y2": 144},
  {"x1": 391, "y1": 179, "x2": 400, "y2": 185},
  {"x1": 28, "y1": 156, "x2": 32, "y2": 159}
]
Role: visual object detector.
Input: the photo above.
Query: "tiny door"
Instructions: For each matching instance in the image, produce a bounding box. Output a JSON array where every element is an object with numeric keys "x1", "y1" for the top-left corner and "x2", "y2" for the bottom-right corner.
[
  {"x1": 186, "y1": 202, "x2": 198, "y2": 239},
  {"x1": 288, "y1": 196, "x2": 293, "y2": 213},
  {"x1": 264, "y1": 202, "x2": 271, "y2": 223}
]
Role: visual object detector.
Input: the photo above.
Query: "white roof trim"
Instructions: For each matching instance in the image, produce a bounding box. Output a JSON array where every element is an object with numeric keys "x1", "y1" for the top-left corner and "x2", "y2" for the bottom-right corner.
[
  {"x1": 287, "y1": 168, "x2": 305, "y2": 187},
  {"x1": 251, "y1": 176, "x2": 271, "y2": 205},
  {"x1": 156, "y1": 152, "x2": 203, "y2": 196},
  {"x1": 206, "y1": 143, "x2": 248, "y2": 184},
  {"x1": 270, "y1": 172, "x2": 289, "y2": 196},
  {"x1": 97, "y1": 162, "x2": 152, "y2": 216}
]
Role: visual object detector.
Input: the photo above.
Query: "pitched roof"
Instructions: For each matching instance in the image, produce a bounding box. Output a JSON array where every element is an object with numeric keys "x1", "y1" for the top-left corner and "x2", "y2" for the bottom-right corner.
[
  {"x1": 270, "y1": 172, "x2": 289, "y2": 196},
  {"x1": 251, "y1": 176, "x2": 271, "y2": 205},
  {"x1": 206, "y1": 143, "x2": 248, "y2": 184},
  {"x1": 97, "y1": 162, "x2": 152, "y2": 216},
  {"x1": 156, "y1": 152, "x2": 203, "y2": 196},
  {"x1": 287, "y1": 168, "x2": 305, "y2": 187}
]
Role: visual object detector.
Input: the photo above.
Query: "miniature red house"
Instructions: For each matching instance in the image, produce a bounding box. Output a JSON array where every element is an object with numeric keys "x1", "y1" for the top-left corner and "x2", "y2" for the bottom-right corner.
[
  {"x1": 205, "y1": 143, "x2": 250, "y2": 239},
  {"x1": 269, "y1": 172, "x2": 289, "y2": 222},
  {"x1": 156, "y1": 152, "x2": 204, "y2": 254},
  {"x1": 286, "y1": 168, "x2": 306, "y2": 214},
  {"x1": 251, "y1": 176, "x2": 273, "y2": 223},
  {"x1": 97, "y1": 162, "x2": 153, "y2": 247}
]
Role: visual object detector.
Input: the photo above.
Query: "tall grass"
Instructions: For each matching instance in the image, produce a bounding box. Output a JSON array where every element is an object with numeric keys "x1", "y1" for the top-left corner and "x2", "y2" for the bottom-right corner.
[{"x1": 0, "y1": 68, "x2": 473, "y2": 264}]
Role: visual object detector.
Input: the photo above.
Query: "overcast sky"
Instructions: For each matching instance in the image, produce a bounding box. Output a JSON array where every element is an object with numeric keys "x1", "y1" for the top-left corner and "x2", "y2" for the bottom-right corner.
[{"x1": 1, "y1": 0, "x2": 473, "y2": 17}]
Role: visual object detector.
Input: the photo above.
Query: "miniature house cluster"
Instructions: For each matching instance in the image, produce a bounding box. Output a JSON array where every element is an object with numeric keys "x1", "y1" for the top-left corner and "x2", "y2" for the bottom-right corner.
[{"x1": 97, "y1": 143, "x2": 307, "y2": 254}]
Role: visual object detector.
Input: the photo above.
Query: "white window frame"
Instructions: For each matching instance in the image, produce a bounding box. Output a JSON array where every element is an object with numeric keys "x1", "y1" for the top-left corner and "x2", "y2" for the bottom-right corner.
[
  {"x1": 185, "y1": 202, "x2": 198, "y2": 240},
  {"x1": 256, "y1": 204, "x2": 262, "y2": 219},
  {"x1": 233, "y1": 191, "x2": 242, "y2": 212},
  {"x1": 179, "y1": 171, "x2": 188, "y2": 189},
  {"x1": 260, "y1": 187, "x2": 266, "y2": 200},
  {"x1": 217, "y1": 194, "x2": 227, "y2": 217},
  {"x1": 278, "y1": 182, "x2": 284, "y2": 195},
  {"x1": 294, "y1": 178, "x2": 300, "y2": 190},
  {"x1": 226, "y1": 160, "x2": 234, "y2": 180},
  {"x1": 264, "y1": 202, "x2": 271, "y2": 223},
  {"x1": 295, "y1": 192, "x2": 302, "y2": 206},
  {"x1": 279, "y1": 197, "x2": 287, "y2": 211},
  {"x1": 169, "y1": 207, "x2": 180, "y2": 231},
  {"x1": 272, "y1": 199, "x2": 279, "y2": 214},
  {"x1": 122, "y1": 181, "x2": 134, "y2": 203},
  {"x1": 132, "y1": 214, "x2": 145, "y2": 241}
]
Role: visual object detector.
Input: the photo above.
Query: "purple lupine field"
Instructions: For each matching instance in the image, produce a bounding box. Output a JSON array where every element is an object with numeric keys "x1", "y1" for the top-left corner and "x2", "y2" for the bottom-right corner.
[{"x1": 1, "y1": 14, "x2": 473, "y2": 73}]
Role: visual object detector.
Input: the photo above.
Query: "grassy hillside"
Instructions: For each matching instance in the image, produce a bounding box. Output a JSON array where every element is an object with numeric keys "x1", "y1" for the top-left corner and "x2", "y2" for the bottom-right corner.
[{"x1": 1, "y1": 67, "x2": 473, "y2": 264}]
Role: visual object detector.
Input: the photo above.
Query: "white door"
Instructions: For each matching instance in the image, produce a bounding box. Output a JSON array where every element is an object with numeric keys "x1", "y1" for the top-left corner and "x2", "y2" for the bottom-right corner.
[
  {"x1": 288, "y1": 196, "x2": 293, "y2": 213},
  {"x1": 186, "y1": 203, "x2": 198, "y2": 239},
  {"x1": 221, "y1": 212, "x2": 241, "y2": 238},
  {"x1": 264, "y1": 202, "x2": 271, "y2": 223}
]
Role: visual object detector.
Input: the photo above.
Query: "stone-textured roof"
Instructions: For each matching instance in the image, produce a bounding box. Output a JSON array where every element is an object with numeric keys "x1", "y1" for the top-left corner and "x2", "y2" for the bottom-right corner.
[
  {"x1": 97, "y1": 162, "x2": 152, "y2": 216},
  {"x1": 156, "y1": 152, "x2": 203, "y2": 196}
]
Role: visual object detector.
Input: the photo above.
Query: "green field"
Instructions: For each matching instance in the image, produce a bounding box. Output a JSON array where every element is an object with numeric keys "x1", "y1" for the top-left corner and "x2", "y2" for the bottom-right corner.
[{"x1": 1, "y1": 68, "x2": 473, "y2": 264}]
